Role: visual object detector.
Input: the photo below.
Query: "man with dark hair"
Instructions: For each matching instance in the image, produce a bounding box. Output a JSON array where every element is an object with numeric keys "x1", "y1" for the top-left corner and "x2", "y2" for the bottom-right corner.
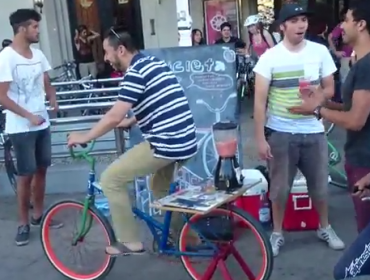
[
  {"x1": 290, "y1": 0, "x2": 370, "y2": 236},
  {"x1": 215, "y1": 22, "x2": 246, "y2": 49},
  {"x1": 0, "y1": 9, "x2": 61, "y2": 246},
  {"x1": 254, "y1": 3, "x2": 344, "y2": 257},
  {"x1": 67, "y1": 28, "x2": 197, "y2": 256}
]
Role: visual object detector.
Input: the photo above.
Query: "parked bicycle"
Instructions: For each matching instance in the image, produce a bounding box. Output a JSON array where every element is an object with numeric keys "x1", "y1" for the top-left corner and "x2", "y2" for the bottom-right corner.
[
  {"x1": 236, "y1": 54, "x2": 255, "y2": 102},
  {"x1": 40, "y1": 141, "x2": 273, "y2": 280},
  {"x1": 325, "y1": 121, "x2": 347, "y2": 189},
  {"x1": 0, "y1": 109, "x2": 17, "y2": 194},
  {"x1": 51, "y1": 60, "x2": 77, "y2": 88}
]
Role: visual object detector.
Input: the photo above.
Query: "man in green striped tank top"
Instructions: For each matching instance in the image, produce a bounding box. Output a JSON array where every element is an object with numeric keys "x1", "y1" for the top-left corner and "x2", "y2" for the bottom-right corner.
[{"x1": 253, "y1": 3, "x2": 345, "y2": 257}]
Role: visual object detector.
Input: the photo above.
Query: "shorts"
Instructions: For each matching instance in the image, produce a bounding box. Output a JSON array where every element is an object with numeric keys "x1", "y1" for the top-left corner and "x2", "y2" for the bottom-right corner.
[
  {"x1": 9, "y1": 127, "x2": 52, "y2": 176},
  {"x1": 266, "y1": 128, "x2": 328, "y2": 203}
]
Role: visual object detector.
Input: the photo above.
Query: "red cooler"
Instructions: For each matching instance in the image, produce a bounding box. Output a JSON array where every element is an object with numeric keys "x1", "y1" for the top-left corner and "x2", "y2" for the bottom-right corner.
[
  {"x1": 234, "y1": 169, "x2": 269, "y2": 221},
  {"x1": 283, "y1": 173, "x2": 319, "y2": 231}
]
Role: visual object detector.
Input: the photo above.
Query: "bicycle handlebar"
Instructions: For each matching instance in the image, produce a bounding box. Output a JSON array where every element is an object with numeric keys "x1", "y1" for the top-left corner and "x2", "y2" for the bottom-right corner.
[
  {"x1": 68, "y1": 140, "x2": 96, "y2": 161},
  {"x1": 196, "y1": 92, "x2": 237, "y2": 113}
]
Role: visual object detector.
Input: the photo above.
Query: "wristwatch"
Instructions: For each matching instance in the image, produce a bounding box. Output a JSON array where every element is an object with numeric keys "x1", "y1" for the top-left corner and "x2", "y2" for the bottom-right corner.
[{"x1": 313, "y1": 106, "x2": 322, "y2": 120}]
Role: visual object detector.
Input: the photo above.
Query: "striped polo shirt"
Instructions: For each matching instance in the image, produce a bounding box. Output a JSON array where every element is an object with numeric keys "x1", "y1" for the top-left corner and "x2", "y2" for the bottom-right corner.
[
  {"x1": 253, "y1": 40, "x2": 337, "y2": 134},
  {"x1": 118, "y1": 53, "x2": 198, "y2": 160}
]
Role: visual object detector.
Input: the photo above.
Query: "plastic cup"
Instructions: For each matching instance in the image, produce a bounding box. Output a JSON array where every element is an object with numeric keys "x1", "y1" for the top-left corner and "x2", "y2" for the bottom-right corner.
[{"x1": 299, "y1": 77, "x2": 311, "y2": 97}]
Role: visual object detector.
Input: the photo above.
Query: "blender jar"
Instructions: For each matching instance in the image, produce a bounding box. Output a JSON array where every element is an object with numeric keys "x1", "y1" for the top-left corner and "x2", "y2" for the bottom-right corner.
[{"x1": 212, "y1": 121, "x2": 238, "y2": 158}]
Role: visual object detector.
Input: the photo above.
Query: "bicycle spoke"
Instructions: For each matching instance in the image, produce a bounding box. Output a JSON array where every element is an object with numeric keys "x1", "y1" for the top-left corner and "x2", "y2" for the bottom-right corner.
[
  {"x1": 201, "y1": 257, "x2": 219, "y2": 280},
  {"x1": 231, "y1": 244, "x2": 255, "y2": 279},
  {"x1": 218, "y1": 260, "x2": 233, "y2": 280}
]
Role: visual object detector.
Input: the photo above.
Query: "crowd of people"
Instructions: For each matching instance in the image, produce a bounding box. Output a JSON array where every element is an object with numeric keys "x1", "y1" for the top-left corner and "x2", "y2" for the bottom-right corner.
[{"x1": 2, "y1": 1, "x2": 370, "y2": 279}]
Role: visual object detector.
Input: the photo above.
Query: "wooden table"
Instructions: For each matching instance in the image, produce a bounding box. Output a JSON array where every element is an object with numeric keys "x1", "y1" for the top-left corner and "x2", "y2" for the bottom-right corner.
[{"x1": 151, "y1": 179, "x2": 262, "y2": 215}]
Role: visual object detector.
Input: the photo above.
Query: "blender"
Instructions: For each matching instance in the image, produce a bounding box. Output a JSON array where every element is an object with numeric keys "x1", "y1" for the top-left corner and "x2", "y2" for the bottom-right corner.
[{"x1": 212, "y1": 121, "x2": 244, "y2": 192}]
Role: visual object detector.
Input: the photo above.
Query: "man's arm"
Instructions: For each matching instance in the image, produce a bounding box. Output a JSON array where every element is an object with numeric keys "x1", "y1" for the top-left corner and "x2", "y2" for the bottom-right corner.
[
  {"x1": 39, "y1": 52, "x2": 56, "y2": 103},
  {"x1": 320, "y1": 62, "x2": 370, "y2": 131},
  {"x1": 0, "y1": 82, "x2": 33, "y2": 119},
  {"x1": 324, "y1": 100, "x2": 344, "y2": 111},
  {"x1": 117, "y1": 116, "x2": 137, "y2": 128},
  {"x1": 85, "y1": 69, "x2": 144, "y2": 141},
  {"x1": 319, "y1": 46, "x2": 337, "y2": 99},
  {"x1": 254, "y1": 74, "x2": 270, "y2": 141},
  {"x1": 253, "y1": 52, "x2": 272, "y2": 141},
  {"x1": 321, "y1": 91, "x2": 370, "y2": 131},
  {"x1": 44, "y1": 73, "x2": 56, "y2": 102}
]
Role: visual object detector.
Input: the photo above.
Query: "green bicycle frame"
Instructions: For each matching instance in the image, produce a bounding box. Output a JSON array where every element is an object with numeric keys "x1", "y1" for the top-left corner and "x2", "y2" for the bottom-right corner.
[
  {"x1": 327, "y1": 140, "x2": 347, "y2": 188},
  {"x1": 68, "y1": 141, "x2": 99, "y2": 245}
]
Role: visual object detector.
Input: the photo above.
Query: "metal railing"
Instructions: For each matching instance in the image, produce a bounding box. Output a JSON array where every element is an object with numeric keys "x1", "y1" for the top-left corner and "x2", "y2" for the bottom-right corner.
[{"x1": 0, "y1": 77, "x2": 129, "y2": 160}]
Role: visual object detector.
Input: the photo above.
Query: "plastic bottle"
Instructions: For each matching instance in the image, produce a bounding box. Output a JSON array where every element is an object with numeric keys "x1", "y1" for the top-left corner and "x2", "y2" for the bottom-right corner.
[
  {"x1": 94, "y1": 192, "x2": 110, "y2": 217},
  {"x1": 258, "y1": 190, "x2": 271, "y2": 228}
]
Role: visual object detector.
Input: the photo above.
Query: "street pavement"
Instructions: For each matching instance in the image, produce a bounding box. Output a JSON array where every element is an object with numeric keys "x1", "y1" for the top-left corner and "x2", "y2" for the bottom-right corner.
[{"x1": 0, "y1": 100, "x2": 362, "y2": 280}]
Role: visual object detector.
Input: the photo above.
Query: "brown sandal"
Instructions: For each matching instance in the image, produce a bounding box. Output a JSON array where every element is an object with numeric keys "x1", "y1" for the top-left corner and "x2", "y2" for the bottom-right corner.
[{"x1": 105, "y1": 242, "x2": 146, "y2": 257}]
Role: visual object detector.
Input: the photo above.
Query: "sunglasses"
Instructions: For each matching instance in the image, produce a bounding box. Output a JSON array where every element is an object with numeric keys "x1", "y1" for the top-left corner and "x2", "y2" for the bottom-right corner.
[{"x1": 110, "y1": 27, "x2": 122, "y2": 42}]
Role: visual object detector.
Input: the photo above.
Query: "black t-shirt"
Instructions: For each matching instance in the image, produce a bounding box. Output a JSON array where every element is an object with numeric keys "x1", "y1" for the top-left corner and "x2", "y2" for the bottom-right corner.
[
  {"x1": 343, "y1": 52, "x2": 370, "y2": 168},
  {"x1": 214, "y1": 36, "x2": 246, "y2": 49}
]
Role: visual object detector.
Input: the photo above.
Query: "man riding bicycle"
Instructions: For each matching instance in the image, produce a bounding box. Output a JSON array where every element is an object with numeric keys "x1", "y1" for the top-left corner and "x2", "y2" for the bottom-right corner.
[{"x1": 67, "y1": 28, "x2": 198, "y2": 256}]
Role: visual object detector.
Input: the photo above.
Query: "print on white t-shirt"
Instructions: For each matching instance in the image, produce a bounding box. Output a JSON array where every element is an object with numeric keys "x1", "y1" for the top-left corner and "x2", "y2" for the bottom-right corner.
[
  {"x1": 253, "y1": 40, "x2": 337, "y2": 134},
  {"x1": 0, "y1": 47, "x2": 52, "y2": 134}
]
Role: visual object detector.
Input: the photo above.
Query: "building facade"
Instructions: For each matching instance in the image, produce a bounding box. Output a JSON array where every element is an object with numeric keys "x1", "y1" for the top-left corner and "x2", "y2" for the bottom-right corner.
[{"x1": 0, "y1": 0, "x2": 344, "y2": 73}]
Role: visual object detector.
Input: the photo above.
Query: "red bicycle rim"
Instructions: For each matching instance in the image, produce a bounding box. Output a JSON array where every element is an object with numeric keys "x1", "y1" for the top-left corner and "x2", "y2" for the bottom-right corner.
[
  {"x1": 42, "y1": 202, "x2": 111, "y2": 280},
  {"x1": 179, "y1": 208, "x2": 269, "y2": 280}
]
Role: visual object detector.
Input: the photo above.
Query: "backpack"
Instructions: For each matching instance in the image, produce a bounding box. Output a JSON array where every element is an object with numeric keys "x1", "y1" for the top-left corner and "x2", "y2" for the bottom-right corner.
[{"x1": 263, "y1": 29, "x2": 278, "y2": 46}]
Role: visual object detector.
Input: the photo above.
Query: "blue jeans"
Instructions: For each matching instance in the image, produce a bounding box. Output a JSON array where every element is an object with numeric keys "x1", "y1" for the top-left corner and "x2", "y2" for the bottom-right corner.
[{"x1": 334, "y1": 220, "x2": 370, "y2": 279}]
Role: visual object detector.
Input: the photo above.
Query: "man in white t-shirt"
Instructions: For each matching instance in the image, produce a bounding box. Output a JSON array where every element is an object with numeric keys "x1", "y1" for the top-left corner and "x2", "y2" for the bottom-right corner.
[
  {"x1": 0, "y1": 9, "x2": 62, "y2": 246},
  {"x1": 253, "y1": 3, "x2": 345, "y2": 257}
]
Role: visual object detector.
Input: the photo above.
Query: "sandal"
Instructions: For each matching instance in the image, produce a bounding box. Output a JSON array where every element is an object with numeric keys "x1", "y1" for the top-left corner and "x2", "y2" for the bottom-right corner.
[{"x1": 105, "y1": 242, "x2": 146, "y2": 257}]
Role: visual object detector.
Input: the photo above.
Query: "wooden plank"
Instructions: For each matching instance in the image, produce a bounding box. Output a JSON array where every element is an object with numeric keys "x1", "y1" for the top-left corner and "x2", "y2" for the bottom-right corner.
[{"x1": 151, "y1": 179, "x2": 262, "y2": 215}]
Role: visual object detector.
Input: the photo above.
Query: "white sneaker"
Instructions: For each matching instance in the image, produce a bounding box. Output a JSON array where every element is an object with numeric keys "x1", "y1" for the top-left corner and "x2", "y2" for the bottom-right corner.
[
  {"x1": 270, "y1": 232, "x2": 285, "y2": 257},
  {"x1": 317, "y1": 225, "x2": 345, "y2": 250}
]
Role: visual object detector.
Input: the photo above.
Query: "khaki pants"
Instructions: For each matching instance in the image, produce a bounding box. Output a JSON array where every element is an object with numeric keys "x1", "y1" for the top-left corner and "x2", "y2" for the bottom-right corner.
[
  {"x1": 100, "y1": 141, "x2": 184, "y2": 242},
  {"x1": 79, "y1": 62, "x2": 97, "y2": 78}
]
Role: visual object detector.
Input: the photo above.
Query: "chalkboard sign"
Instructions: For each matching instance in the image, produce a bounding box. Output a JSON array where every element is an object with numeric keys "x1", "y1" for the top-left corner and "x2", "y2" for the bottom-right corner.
[{"x1": 128, "y1": 45, "x2": 240, "y2": 214}]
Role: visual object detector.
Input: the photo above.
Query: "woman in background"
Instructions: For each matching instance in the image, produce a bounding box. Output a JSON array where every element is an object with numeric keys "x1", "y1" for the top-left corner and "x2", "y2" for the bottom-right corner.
[
  {"x1": 74, "y1": 24, "x2": 100, "y2": 78},
  {"x1": 328, "y1": 8, "x2": 352, "y2": 83},
  {"x1": 244, "y1": 15, "x2": 275, "y2": 57},
  {"x1": 191, "y1": 29, "x2": 205, "y2": 46}
]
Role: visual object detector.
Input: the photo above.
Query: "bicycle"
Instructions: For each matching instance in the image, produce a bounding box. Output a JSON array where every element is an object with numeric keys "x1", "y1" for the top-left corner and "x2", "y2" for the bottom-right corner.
[
  {"x1": 196, "y1": 92, "x2": 237, "y2": 177},
  {"x1": 236, "y1": 55, "x2": 255, "y2": 102},
  {"x1": 325, "y1": 122, "x2": 347, "y2": 189},
  {"x1": 40, "y1": 141, "x2": 273, "y2": 280},
  {"x1": 0, "y1": 109, "x2": 17, "y2": 194}
]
